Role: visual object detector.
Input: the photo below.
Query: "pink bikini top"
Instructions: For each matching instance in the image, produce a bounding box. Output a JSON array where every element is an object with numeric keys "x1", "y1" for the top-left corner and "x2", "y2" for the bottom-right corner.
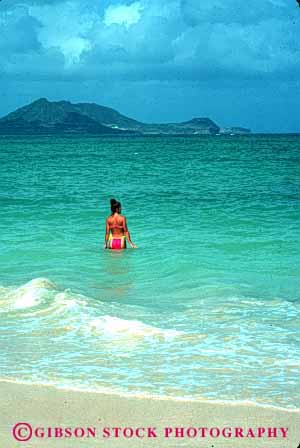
[{"x1": 110, "y1": 224, "x2": 123, "y2": 229}]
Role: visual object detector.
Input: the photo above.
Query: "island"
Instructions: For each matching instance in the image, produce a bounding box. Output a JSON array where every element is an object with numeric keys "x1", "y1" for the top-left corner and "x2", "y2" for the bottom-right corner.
[{"x1": 0, "y1": 98, "x2": 251, "y2": 136}]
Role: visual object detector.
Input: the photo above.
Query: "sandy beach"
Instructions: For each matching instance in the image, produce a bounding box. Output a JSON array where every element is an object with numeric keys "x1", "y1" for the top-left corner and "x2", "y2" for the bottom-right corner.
[{"x1": 0, "y1": 380, "x2": 299, "y2": 448}]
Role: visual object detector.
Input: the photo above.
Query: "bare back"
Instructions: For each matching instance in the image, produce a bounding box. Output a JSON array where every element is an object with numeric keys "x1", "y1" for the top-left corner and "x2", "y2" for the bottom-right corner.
[{"x1": 106, "y1": 213, "x2": 127, "y2": 237}]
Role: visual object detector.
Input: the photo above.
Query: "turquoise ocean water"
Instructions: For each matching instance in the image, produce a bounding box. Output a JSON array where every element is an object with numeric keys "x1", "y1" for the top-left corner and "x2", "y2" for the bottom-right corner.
[{"x1": 0, "y1": 135, "x2": 299, "y2": 409}]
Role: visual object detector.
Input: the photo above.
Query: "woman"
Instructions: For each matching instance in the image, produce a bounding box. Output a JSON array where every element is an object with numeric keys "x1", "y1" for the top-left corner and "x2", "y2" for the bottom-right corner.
[{"x1": 104, "y1": 198, "x2": 137, "y2": 249}]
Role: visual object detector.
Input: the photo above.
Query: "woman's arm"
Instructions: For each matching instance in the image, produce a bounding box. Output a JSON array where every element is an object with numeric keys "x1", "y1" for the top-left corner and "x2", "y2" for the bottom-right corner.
[
  {"x1": 104, "y1": 219, "x2": 110, "y2": 249},
  {"x1": 124, "y1": 218, "x2": 137, "y2": 248}
]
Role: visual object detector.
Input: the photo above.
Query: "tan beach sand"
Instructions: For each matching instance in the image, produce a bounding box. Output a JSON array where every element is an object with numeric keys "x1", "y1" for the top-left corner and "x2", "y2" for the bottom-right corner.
[{"x1": 0, "y1": 380, "x2": 299, "y2": 448}]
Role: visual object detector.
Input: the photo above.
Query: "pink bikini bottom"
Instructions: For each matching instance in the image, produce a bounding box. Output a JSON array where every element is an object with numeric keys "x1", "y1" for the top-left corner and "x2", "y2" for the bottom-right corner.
[{"x1": 110, "y1": 238, "x2": 125, "y2": 250}]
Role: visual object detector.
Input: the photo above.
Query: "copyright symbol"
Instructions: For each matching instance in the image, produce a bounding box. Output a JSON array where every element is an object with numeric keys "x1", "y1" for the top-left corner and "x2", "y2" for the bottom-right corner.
[{"x1": 12, "y1": 422, "x2": 32, "y2": 442}]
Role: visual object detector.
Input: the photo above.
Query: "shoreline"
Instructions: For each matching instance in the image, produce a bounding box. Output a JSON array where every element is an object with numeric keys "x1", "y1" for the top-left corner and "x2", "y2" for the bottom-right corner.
[
  {"x1": 1, "y1": 380, "x2": 299, "y2": 447},
  {"x1": 0, "y1": 378, "x2": 299, "y2": 413}
]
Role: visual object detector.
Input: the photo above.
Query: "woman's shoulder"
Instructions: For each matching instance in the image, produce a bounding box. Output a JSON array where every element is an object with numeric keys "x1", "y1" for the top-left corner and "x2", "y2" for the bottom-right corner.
[{"x1": 107, "y1": 214, "x2": 125, "y2": 223}]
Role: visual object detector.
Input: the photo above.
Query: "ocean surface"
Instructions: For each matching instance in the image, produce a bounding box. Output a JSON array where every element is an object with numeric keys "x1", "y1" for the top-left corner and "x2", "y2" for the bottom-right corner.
[{"x1": 0, "y1": 134, "x2": 299, "y2": 409}]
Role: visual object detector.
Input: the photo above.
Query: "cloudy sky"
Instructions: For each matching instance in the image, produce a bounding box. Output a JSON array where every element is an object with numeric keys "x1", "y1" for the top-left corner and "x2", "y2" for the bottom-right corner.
[{"x1": 1, "y1": 0, "x2": 300, "y2": 132}]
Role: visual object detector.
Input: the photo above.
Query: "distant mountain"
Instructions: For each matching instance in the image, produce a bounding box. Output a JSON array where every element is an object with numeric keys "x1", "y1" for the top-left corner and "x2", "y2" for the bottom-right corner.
[
  {"x1": 0, "y1": 99, "x2": 138, "y2": 135},
  {"x1": 1, "y1": 98, "x2": 141, "y2": 130},
  {"x1": 0, "y1": 115, "x2": 134, "y2": 136},
  {"x1": 0, "y1": 98, "x2": 238, "y2": 135}
]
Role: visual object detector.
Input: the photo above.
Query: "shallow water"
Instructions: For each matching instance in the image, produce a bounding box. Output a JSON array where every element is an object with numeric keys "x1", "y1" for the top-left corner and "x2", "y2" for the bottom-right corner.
[{"x1": 0, "y1": 134, "x2": 299, "y2": 408}]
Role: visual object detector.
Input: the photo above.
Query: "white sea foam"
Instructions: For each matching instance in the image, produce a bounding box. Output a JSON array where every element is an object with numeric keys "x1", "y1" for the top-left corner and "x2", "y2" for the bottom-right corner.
[
  {"x1": 14, "y1": 278, "x2": 57, "y2": 309},
  {"x1": 1, "y1": 278, "x2": 299, "y2": 410},
  {"x1": 0, "y1": 279, "x2": 183, "y2": 342},
  {"x1": 88, "y1": 315, "x2": 181, "y2": 341},
  {"x1": 0, "y1": 278, "x2": 57, "y2": 311},
  {"x1": 54, "y1": 292, "x2": 88, "y2": 309}
]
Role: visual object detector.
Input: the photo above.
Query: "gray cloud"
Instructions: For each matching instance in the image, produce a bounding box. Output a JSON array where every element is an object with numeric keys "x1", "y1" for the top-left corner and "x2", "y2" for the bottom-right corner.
[
  {"x1": 0, "y1": 6, "x2": 41, "y2": 54},
  {"x1": 180, "y1": 0, "x2": 291, "y2": 26},
  {"x1": 1, "y1": 0, "x2": 299, "y2": 81},
  {"x1": 1, "y1": 0, "x2": 300, "y2": 131}
]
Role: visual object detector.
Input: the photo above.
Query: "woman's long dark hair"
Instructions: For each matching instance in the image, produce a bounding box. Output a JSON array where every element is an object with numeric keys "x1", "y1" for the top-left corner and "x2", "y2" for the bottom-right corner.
[{"x1": 110, "y1": 198, "x2": 121, "y2": 214}]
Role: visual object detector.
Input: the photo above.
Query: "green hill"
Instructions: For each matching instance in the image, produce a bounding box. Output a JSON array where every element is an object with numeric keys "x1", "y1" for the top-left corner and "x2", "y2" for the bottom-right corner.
[{"x1": 0, "y1": 98, "x2": 223, "y2": 135}]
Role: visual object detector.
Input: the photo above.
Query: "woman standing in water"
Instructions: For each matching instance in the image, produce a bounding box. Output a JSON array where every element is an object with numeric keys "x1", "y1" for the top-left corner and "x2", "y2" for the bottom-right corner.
[{"x1": 104, "y1": 199, "x2": 137, "y2": 249}]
